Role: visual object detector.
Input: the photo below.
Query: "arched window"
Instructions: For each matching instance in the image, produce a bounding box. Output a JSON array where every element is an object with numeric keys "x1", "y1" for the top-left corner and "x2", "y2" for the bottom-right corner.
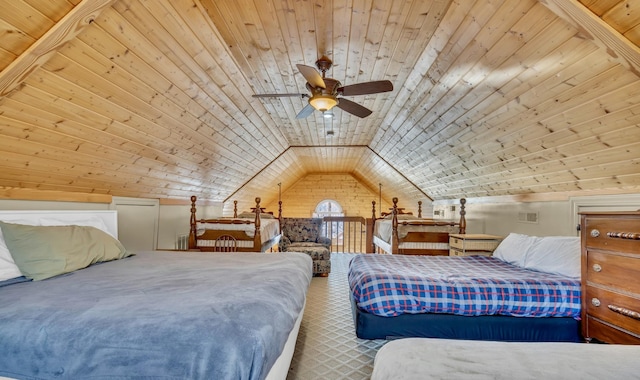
[
  {"x1": 314, "y1": 200, "x2": 343, "y2": 250},
  {"x1": 313, "y1": 199, "x2": 344, "y2": 218}
]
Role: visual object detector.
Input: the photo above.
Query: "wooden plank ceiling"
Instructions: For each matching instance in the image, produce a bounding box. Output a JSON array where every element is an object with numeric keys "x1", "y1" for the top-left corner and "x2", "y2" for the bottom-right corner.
[{"x1": 0, "y1": 0, "x2": 638, "y2": 212}]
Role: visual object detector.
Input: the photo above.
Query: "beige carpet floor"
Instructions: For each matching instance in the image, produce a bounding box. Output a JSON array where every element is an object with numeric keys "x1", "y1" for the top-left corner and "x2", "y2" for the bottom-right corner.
[{"x1": 287, "y1": 253, "x2": 387, "y2": 380}]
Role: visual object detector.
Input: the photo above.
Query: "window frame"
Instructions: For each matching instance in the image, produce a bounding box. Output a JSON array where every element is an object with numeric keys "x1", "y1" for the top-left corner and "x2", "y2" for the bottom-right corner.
[{"x1": 313, "y1": 199, "x2": 344, "y2": 218}]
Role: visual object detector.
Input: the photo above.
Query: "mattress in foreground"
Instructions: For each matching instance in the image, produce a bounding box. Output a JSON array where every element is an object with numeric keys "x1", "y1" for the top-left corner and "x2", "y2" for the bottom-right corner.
[
  {"x1": 348, "y1": 254, "x2": 581, "y2": 318},
  {"x1": 0, "y1": 251, "x2": 312, "y2": 380},
  {"x1": 371, "y1": 338, "x2": 640, "y2": 379}
]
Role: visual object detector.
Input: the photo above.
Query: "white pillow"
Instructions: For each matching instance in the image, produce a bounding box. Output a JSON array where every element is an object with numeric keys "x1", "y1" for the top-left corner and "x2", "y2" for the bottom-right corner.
[
  {"x1": 492, "y1": 233, "x2": 537, "y2": 267},
  {"x1": 524, "y1": 236, "x2": 581, "y2": 278}
]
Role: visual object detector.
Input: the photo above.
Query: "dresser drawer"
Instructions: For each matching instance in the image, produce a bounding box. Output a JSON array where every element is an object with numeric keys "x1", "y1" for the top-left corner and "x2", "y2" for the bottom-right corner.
[
  {"x1": 584, "y1": 217, "x2": 640, "y2": 253},
  {"x1": 585, "y1": 250, "x2": 640, "y2": 294},
  {"x1": 584, "y1": 316, "x2": 640, "y2": 344},
  {"x1": 584, "y1": 285, "x2": 640, "y2": 337}
]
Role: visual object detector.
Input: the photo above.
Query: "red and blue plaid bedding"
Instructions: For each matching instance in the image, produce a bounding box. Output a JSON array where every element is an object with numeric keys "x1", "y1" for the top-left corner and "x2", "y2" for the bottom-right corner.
[{"x1": 348, "y1": 254, "x2": 581, "y2": 318}]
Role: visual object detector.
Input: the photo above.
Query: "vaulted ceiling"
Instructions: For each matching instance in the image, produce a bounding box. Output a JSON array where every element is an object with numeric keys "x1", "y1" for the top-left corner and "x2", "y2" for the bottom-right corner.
[{"x1": 0, "y1": 0, "x2": 639, "y2": 212}]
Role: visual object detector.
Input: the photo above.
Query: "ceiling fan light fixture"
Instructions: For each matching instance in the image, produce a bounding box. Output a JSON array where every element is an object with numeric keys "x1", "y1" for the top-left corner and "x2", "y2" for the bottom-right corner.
[
  {"x1": 254, "y1": 56, "x2": 389, "y2": 118},
  {"x1": 309, "y1": 94, "x2": 338, "y2": 112}
]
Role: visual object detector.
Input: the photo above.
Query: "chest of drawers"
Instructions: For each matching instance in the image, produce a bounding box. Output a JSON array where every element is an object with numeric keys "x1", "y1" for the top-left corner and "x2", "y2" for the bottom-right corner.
[{"x1": 580, "y1": 211, "x2": 640, "y2": 344}]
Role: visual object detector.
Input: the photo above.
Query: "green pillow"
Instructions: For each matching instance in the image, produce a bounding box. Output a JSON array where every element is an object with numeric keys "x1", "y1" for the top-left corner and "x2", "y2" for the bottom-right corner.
[{"x1": 0, "y1": 221, "x2": 133, "y2": 281}]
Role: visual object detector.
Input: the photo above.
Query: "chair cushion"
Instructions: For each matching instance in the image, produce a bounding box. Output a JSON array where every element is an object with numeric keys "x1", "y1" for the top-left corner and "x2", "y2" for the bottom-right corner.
[
  {"x1": 281, "y1": 218, "x2": 322, "y2": 243},
  {"x1": 290, "y1": 245, "x2": 330, "y2": 260},
  {"x1": 283, "y1": 241, "x2": 331, "y2": 274}
]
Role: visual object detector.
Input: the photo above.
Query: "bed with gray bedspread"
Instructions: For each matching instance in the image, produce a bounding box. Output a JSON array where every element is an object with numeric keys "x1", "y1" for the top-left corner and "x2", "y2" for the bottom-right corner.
[
  {"x1": 371, "y1": 337, "x2": 640, "y2": 379},
  {"x1": 0, "y1": 251, "x2": 312, "y2": 380}
]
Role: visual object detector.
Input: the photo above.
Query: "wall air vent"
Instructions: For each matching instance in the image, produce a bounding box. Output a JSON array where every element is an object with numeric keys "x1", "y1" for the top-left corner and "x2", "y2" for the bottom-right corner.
[{"x1": 518, "y1": 212, "x2": 539, "y2": 224}]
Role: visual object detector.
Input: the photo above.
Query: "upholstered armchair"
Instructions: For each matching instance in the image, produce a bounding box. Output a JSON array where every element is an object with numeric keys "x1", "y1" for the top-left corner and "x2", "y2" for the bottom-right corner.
[
  {"x1": 280, "y1": 218, "x2": 332, "y2": 276},
  {"x1": 280, "y1": 218, "x2": 331, "y2": 252}
]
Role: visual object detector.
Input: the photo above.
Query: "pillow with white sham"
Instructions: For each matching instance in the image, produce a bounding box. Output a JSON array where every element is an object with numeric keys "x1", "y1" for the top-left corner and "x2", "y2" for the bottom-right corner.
[
  {"x1": 39, "y1": 216, "x2": 110, "y2": 235},
  {"x1": 237, "y1": 212, "x2": 275, "y2": 219},
  {"x1": 383, "y1": 213, "x2": 416, "y2": 220},
  {"x1": 0, "y1": 222, "x2": 132, "y2": 281},
  {"x1": 492, "y1": 233, "x2": 537, "y2": 268},
  {"x1": 0, "y1": 215, "x2": 115, "y2": 281},
  {"x1": 0, "y1": 233, "x2": 23, "y2": 281},
  {"x1": 0, "y1": 219, "x2": 37, "y2": 281},
  {"x1": 524, "y1": 236, "x2": 581, "y2": 278}
]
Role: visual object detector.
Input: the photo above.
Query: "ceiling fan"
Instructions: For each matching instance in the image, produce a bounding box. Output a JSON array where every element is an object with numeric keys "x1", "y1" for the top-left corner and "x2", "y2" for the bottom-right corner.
[{"x1": 253, "y1": 55, "x2": 393, "y2": 119}]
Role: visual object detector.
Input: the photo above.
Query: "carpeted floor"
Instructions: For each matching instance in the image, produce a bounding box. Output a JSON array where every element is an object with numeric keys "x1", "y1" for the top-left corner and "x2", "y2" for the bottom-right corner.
[{"x1": 287, "y1": 253, "x2": 387, "y2": 380}]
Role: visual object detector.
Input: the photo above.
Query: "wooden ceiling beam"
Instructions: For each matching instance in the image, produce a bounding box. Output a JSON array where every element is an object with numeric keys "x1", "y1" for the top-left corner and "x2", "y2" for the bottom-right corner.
[
  {"x1": 0, "y1": 0, "x2": 116, "y2": 99},
  {"x1": 538, "y1": 0, "x2": 640, "y2": 78}
]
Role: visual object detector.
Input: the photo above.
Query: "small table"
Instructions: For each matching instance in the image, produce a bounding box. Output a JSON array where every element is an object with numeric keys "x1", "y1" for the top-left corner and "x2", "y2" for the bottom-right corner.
[{"x1": 449, "y1": 234, "x2": 503, "y2": 257}]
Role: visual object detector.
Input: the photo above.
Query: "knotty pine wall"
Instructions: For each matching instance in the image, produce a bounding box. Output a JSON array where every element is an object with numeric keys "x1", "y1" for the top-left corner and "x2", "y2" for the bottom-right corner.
[{"x1": 263, "y1": 173, "x2": 394, "y2": 218}]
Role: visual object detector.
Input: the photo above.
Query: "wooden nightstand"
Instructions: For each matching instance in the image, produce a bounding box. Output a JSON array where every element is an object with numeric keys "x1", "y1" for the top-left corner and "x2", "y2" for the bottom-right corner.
[{"x1": 449, "y1": 234, "x2": 502, "y2": 257}]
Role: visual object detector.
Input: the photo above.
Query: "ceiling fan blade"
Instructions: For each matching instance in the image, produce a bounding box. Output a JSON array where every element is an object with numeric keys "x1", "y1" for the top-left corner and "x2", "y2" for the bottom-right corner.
[
  {"x1": 339, "y1": 80, "x2": 393, "y2": 96},
  {"x1": 296, "y1": 64, "x2": 326, "y2": 89},
  {"x1": 336, "y1": 98, "x2": 373, "y2": 118},
  {"x1": 252, "y1": 93, "x2": 307, "y2": 98},
  {"x1": 295, "y1": 104, "x2": 315, "y2": 119}
]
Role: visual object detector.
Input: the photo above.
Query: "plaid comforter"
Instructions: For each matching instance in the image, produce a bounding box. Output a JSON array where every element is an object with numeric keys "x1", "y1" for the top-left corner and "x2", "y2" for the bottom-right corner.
[{"x1": 348, "y1": 254, "x2": 581, "y2": 318}]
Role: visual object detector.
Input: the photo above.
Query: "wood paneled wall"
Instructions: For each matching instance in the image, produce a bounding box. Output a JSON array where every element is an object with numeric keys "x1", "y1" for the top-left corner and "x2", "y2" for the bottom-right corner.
[
  {"x1": 263, "y1": 173, "x2": 395, "y2": 218},
  {"x1": 0, "y1": 0, "x2": 638, "y2": 207}
]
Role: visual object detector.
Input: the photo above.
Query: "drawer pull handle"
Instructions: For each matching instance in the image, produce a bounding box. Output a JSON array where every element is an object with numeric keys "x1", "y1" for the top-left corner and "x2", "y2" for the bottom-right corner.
[
  {"x1": 591, "y1": 298, "x2": 601, "y2": 307},
  {"x1": 606, "y1": 231, "x2": 640, "y2": 240},
  {"x1": 592, "y1": 264, "x2": 602, "y2": 272},
  {"x1": 608, "y1": 305, "x2": 640, "y2": 321},
  {"x1": 590, "y1": 229, "x2": 600, "y2": 238}
]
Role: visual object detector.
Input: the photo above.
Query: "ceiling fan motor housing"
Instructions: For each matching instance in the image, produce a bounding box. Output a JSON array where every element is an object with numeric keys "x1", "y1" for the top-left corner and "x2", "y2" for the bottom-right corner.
[
  {"x1": 315, "y1": 55, "x2": 333, "y2": 73},
  {"x1": 322, "y1": 78, "x2": 341, "y2": 95}
]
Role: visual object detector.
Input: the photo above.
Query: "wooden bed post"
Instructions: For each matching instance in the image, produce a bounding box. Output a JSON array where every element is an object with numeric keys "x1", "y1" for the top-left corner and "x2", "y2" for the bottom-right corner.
[
  {"x1": 278, "y1": 183, "x2": 283, "y2": 250},
  {"x1": 254, "y1": 197, "x2": 262, "y2": 249},
  {"x1": 233, "y1": 200, "x2": 238, "y2": 218},
  {"x1": 371, "y1": 201, "x2": 376, "y2": 220},
  {"x1": 189, "y1": 195, "x2": 197, "y2": 250},
  {"x1": 391, "y1": 197, "x2": 399, "y2": 254},
  {"x1": 367, "y1": 201, "x2": 377, "y2": 253},
  {"x1": 459, "y1": 198, "x2": 467, "y2": 234},
  {"x1": 418, "y1": 201, "x2": 422, "y2": 218}
]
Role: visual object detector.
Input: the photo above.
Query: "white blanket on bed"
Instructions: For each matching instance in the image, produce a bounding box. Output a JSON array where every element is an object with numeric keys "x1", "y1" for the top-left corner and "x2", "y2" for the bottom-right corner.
[
  {"x1": 371, "y1": 338, "x2": 640, "y2": 380},
  {"x1": 198, "y1": 218, "x2": 280, "y2": 244},
  {"x1": 374, "y1": 219, "x2": 457, "y2": 242}
]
